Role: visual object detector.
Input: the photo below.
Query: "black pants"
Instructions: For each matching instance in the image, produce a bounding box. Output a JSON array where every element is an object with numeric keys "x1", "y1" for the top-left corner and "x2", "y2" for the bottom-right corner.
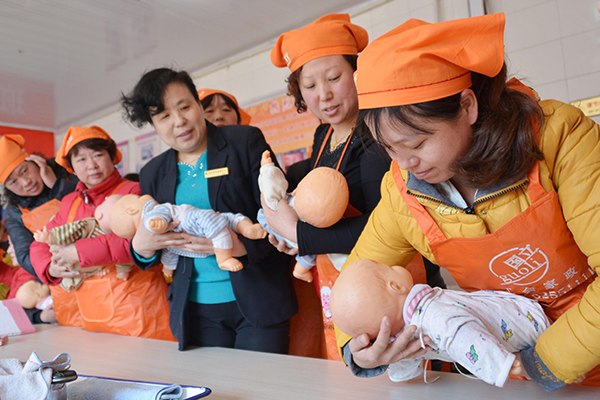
[{"x1": 187, "y1": 301, "x2": 290, "y2": 354}]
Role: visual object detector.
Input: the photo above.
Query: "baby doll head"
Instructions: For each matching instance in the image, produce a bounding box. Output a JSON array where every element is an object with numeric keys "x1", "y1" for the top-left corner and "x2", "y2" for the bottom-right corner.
[
  {"x1": 330, "y1": 259, "x2": 414, "y2": 339},
  {"x1": 108, "y1": 194, "x2": 155, "y2": 239},
  {"x1": 16, "y1": 280, "x2": 50, "y2": 309},
  {"x1": 94, "y1": 194, "x2": 124, "y2": 234},
  {"x1": 294, "y1": 167, "x2": 349, "y2": 228}
]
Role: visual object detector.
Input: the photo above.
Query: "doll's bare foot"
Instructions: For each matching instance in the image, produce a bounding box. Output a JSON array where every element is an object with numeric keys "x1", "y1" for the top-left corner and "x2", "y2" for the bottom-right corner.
[
  {"x1": 116, "y1": 271, "x2": 130, "y2": 281},
  {"x1": 219, "y1": 258, "x2": 243, "y2": 272},
  {"x1": 147, "y1": 217, "x2": 167, "y2": 233},
  {"x1": 237, "y1": 220, "x2": 267, "y2": 240},
  {"x1": 509, "y1": 359, "x2": 523, "y2": 376},
  {"x1": 261, "y1": 150, "x2": 273, "y2": 167},
  {"x1": 293, "y1": 264, "x2": 313, "y2": 283}
]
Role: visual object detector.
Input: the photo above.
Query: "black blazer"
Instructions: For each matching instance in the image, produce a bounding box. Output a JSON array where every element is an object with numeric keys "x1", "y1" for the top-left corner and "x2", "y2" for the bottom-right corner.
[{"x1": 133, "y1": 123, "x2": 298, "y2": 350}]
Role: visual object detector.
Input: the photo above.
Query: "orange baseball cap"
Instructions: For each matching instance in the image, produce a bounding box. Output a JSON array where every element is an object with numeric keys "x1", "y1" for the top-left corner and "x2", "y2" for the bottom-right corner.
[
  {"x1": 56, "y1": 126, "x2": 122, "y2": 173},
  {"x1": 197, "y1": 89, "x2": 252, "y2": 125},
  {"x1": 0, "y1": 134, "x2": 29, "y2": 185},
  {"x1": 356, "y1": 13, "x2": 506, "y2": 109},
  {"x1": 271, "y1": 13, "x2": 368, "y2": 72}
]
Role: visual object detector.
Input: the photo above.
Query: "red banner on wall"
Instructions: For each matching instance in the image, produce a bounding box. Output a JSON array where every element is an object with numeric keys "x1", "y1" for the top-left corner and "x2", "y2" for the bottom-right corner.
[
  {"x1": 0, "y1": 127, "x2": 55, "y2": 159},
  {"x1": 245, "y1": 94, "x2": 320, "y2": 155}
]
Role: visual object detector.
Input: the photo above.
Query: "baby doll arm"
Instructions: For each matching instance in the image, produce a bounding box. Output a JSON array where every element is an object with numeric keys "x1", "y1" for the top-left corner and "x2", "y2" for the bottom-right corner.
[
  {"x1": 258, "y1": 150, "x2": 289, "y2": 211},
  {"x1": 144, "y1": 202, "x2": 174, "y2": 234},
  {"x1": 34, "y1": 219, "x2": 96, "y2": 246},
  {"x1": 33, "y1": 227, "x2": 51, "y2": 245}
]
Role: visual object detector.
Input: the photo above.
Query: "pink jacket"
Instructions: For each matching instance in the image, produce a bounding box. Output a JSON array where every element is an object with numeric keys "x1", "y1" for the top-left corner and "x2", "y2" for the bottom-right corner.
[{"x1": 31, "y1": 169, "x2": 140, "y2": 285}]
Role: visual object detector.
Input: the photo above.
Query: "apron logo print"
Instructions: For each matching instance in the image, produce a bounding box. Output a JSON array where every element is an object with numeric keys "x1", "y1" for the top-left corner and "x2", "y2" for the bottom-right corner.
[{"x1": 489, "y1": 244, "x2": 549, "y2": 286}]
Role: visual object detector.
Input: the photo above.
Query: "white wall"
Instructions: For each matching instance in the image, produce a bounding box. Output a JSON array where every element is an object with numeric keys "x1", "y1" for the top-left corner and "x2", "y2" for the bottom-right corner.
[{"x1": 67, "y1": 0, "x2": 600, "y2": 174}]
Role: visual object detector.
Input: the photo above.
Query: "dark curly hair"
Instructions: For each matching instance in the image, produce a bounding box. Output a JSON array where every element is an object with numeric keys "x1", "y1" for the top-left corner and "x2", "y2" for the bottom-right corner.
[
  {"x1": 121, "y1": 68, "x2": 199, "y2": 128},
  {"x1": 286, "y1": 55, "x2": 358, "y2": 114},
  {"x1": 359, "y1": 64, "x2": 544, "y2": 188}
]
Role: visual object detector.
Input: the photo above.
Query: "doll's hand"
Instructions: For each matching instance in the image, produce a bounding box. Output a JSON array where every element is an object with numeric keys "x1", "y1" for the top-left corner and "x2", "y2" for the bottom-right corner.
[
  {"x1": 179, "y1": 228, "x2": 248, "y2": 257},
  {"x1": 349, "y1": 317, "x2": 430, "y2": 370},
  {"x1": 267, "y1": 234, "x2": 299, "y2": 256},
  {"x1": 34, "y1": 227, "x2": 51, "y2": 244},
  {"x1": 260, "y1": 194, "x2": 298, "y2": 243},
  {"x1": 27, "y1": 154, "x2": 57, "y2": 188},
  {"x1": 178, "y1": 233, "x2": 215, "y2": 254},
  {"x1": 146, "y1": 217, "x2": 168, "y2": 233},
  {"x1": 132, "y1": 218, "x2": 187, "y2": 259}
]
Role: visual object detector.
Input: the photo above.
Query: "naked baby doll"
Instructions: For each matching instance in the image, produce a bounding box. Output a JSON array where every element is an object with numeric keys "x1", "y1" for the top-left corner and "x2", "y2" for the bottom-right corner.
[
  {"x1": 105, "y1": 194, "x2": 266, "y2": 277},
  {"x1": 33, "y1": 195, "x2": 132, "y2": 291},
  {"x1": 258, "y1": 150, "x2": 349, "y2": 282},
  {"x1": 330, "y1": 259, "x2": 552, "y2": 388}
]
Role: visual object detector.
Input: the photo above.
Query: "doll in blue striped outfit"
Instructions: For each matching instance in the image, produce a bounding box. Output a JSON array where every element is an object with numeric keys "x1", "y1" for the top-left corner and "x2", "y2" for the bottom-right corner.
[{"x1": 101, "y1": 194, "x2": 267, "y2": 278}]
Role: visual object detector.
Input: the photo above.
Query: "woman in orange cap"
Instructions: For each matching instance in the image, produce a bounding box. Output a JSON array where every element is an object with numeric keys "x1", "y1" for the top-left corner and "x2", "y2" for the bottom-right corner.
[
  {"x1": 337, "y1": 13, "x2": 600, "y2": 390},
  {"x1": 121, "y1": 68, "x2": 297, "y2": 353},
  {"x1": 29, "y1": 126, "x2": 173, "y2": 340},
  {"x1": 0, "y1": 135, "x2": 77, "y2": 279},
  {"x1": 266, "y1": 13, "x2": 429, "y2": 361},
  {"x1": 198, "y1": 89, "x2": 251, "y2": 127}
]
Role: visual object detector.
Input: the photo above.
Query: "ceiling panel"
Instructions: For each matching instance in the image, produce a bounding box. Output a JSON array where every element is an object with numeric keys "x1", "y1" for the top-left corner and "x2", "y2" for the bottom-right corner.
[{"x1": 0, "y1": 0, "x2": 366, "y2": 129}]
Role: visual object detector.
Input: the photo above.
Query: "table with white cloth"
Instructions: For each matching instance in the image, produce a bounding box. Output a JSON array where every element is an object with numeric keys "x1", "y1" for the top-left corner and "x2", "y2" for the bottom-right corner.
[{"x1": 0, "y1": 325, "x2": 597, "y2": 399}]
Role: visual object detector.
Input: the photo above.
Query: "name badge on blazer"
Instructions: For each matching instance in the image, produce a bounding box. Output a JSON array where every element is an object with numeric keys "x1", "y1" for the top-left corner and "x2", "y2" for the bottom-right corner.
[{"x1": 204, "y1": 167, "x2": 229, "y2": 179}]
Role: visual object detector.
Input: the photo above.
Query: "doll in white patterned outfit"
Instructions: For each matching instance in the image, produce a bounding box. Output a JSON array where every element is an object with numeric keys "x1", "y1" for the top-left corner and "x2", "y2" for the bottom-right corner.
[{"x1": 330, "y1": 259, "x2": 551, "y2": 388}]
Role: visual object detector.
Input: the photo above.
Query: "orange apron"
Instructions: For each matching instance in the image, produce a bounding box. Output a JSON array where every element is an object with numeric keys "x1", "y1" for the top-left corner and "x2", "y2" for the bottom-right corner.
[
  {"x1": 312, "y1": 128, "x2": 428, "y2": 360},
  {"x1": 393, "y1": 160, "x2": 599, "y2": 385},
  {"x1": 18, "y1": 199, "x2": 61, "y2": 233},
  {"x1": 49, "y1": 187, "x2": 175, "y2": 341}
]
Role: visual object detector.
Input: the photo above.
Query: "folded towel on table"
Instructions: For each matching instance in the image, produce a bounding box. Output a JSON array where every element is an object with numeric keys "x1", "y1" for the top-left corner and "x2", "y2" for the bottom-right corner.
[
  {"x1": 69, "y1": 377, "x2": 184, "y2": 400},
  {"x1": 0, "y1": 351, "x2": 71, "y2": 400}
]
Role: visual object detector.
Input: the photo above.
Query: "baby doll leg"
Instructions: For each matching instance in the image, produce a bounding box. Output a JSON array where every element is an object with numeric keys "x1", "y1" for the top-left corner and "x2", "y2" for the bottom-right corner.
[
  {"x1": 144, "y1": 204, "x2": 174, "y2": 234},
  {"x1": 212, "y1": 227, "x2": 242, "y2": 272},
  {"x1": 214, "y1": 248, "x2": 242, "y2": 272},
  {"x1": 160, "y1": 250, "x2": 179, "y2": 278},
  {"x1": 223, "y1": 212, "x2": 267, "y2": 240},
  {"x1": 293, "y1": 255, "x2": 316, "y2": 282}
]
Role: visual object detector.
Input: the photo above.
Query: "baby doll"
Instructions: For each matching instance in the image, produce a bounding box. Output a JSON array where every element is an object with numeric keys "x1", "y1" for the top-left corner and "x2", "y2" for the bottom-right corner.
[
  {"x1": 330, "y1": 259, "x2": 551, "y2": 388},
  {"x1": 15, "y1": 280, "x2": 52, "y2": 310},
  {"x1": 33, "y1": 195, "x2": 132, "y2": 291},
  {"x1": 257, "y1": 150, "x2": 349, "y2": 282},
  {"x1": 0, "y1": 260, "x2": 55, "y2": 323},
  {"x1": 105, "y1": 194, "x2": 266, "y2": 276}
]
